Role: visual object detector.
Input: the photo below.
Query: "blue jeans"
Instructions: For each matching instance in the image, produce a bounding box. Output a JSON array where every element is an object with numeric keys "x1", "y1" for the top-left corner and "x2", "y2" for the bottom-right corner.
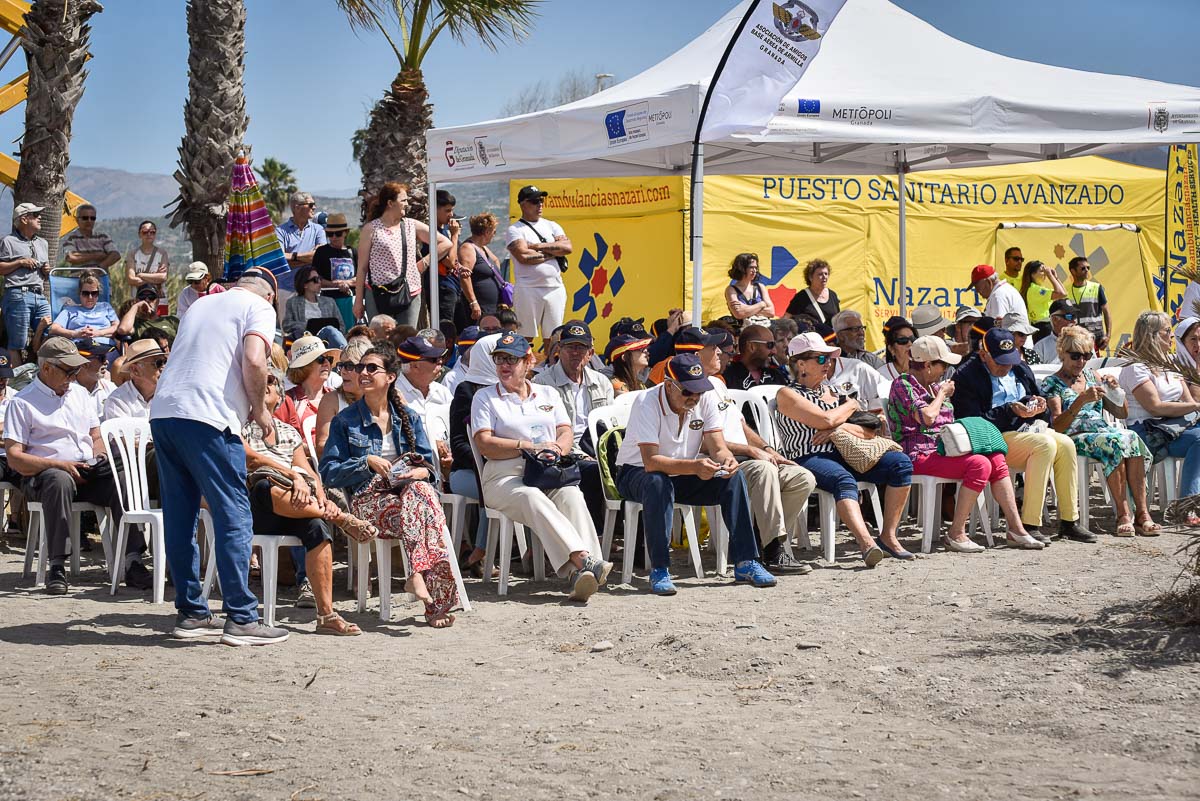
[
  {"x1": 2, "y1": 287, "x2": 50, "y2": 350},
  {"x1": 151, "y1": 417, "x2": 259, "y2": 624},
  {"x1": 1166, "y1": 424, "x2": 1200, "y2": 497},
  {"x1": 616, "y1": 466, "x2": 760, "y2": 571},
  {"x1": 794, "y1": 450, "x2": 912, "y2": 501},
  {"x1": 449, "y1": 469, "x2": 487, "y2": 550}
]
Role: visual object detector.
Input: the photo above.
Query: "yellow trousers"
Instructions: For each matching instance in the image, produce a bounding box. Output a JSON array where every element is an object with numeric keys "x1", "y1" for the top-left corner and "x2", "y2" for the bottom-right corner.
[{"x1": 1002, "y1": 430, "x2": 1079, "y2": 527}]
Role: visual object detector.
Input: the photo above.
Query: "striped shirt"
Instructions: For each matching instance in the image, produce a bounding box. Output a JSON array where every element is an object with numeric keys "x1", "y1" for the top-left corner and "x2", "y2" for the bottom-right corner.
[{"x1": 773, "y1": 384, "x2": 838, "y2": 459}]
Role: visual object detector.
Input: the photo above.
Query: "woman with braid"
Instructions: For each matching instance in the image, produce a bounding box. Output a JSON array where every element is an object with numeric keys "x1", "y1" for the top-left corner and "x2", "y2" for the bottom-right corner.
[{"x1": 319, "y1": 345, "x2": 460, "y2": 628}]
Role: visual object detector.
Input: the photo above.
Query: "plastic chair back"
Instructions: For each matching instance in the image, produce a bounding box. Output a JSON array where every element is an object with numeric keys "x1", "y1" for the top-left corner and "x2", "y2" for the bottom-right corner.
[
  {"x1": 50, "y1": 267, "x2": 112, "y2": 320},
  {"x1": 746, "y1": 385, "x2": 782, "y2": 447},
  {"x1": 100, "y1": 417, "x2": 153, "y2": 514}
]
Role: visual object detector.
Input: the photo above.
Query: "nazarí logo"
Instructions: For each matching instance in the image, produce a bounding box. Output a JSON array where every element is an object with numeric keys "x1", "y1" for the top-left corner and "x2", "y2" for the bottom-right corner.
[{"x1": 571, "y1": 232, "x2": 627, "y2": 324}]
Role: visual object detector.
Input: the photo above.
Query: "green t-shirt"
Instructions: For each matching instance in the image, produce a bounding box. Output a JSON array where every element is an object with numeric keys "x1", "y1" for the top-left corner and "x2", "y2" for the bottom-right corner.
[{"x1": 1024, "y1": 282, "x2": 1054, "y2": 323}]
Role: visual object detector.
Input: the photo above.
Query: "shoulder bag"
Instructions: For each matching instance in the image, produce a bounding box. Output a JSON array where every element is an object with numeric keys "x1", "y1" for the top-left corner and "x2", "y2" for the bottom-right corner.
[
  {"x1": 369, "y1": 220, "x2": 414, "y2": 314},
  {"x1": 476, "y1": 244, "x2": 515, "y2": 306},
  {"x1": 520, "y1": 219, "x2": 568, "y2": 273},
  {"x1": 520, "y1": 448, "x2": 581, "y2": 490}
]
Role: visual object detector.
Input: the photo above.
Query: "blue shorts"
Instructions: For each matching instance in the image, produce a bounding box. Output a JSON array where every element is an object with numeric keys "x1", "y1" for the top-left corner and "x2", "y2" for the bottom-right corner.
[{"x1": 2, "y1": 287, "x2": 50, "y2": 350}]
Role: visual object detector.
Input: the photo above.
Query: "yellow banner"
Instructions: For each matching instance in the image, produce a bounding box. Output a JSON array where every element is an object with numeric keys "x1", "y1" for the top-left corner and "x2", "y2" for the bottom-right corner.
[
  {"x1": 1164, "y1": 144, "x2": 1199, "y2": 318},
  {"x1": 508, "y1": 177, "x2": 685, "y2": 331},
  {"x1": 701, "y1": 157, "x2": 1165, "y2": 350}
]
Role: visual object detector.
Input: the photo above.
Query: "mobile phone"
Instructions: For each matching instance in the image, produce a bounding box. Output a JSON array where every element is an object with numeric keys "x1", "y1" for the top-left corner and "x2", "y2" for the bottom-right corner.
[{"x1": 714, "y1": 469, "x2": 729, "y2": 478}]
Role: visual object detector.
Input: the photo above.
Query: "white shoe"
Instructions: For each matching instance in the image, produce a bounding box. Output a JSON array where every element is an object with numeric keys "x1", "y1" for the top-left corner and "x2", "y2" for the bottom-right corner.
[
  {"x1": 942, "y1": 535, "x2": 985, "y2": 553},
  {"x1": 1006, "y1": 532, "x2": 1045, "y2": 550}
]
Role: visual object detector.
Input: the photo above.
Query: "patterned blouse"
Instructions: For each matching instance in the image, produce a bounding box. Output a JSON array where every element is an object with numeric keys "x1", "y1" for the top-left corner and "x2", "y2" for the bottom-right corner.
[
  {"x1": 366, "y1": 217, "x2": 421, "y2": 298},
  {"x1": 773, "y1": 384, "x2": 837, "y2": 459},
  {"x1": 887, "y1": 374, "x2": 953, "y2": 458},
  {"x1": 242, "y1": 418, "x2": 305, "y2": 469}
]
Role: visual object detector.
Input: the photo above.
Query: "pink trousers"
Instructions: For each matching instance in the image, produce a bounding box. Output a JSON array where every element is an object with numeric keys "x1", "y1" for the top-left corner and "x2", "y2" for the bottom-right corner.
[{"x1": 910, "y1": 451, "x2": 1009, "y2": 493}]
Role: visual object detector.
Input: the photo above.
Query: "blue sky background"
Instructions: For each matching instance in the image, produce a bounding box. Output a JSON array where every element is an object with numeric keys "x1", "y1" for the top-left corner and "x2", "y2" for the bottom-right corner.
[{"x1": 3, "y1": 0, "x2": 1198, "y2": 194}]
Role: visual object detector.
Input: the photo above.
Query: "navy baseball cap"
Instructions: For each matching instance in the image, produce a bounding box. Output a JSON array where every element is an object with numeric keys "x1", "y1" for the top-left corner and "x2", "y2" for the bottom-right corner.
[
  {"x1": 396, "y1": 335, "x2": 448, "y2": 362},
  {"x1": 457, "y1": 325, "x2": 481, "y2": 349},
  {"x1": 75, "y1": 338, "x2": 115, "y2": 359},
  {"x1": 673, "y1": 326, "x2": 723, "y2": 353},
  {"x1": 493, "y1": 332, "x2": 531, "y2": 358},
  {"x1": 664, "y1": 354, "x2": 714, "y2": 394},
  {"x1": 0, "y1": 353, "x2": 13, "y2": 379},
  {"x1": 558, "y1": 320, "x2": 593, "y2": 347},
  {"x1": 985, "y1": 328, "x2": 1022, "y2": 365},
  {"x1": 609, "y1": 317, "x2": 648, "y2": 339}
]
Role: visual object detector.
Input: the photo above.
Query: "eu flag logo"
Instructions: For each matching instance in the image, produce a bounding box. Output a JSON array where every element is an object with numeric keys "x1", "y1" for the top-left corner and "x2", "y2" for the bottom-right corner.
[
  {"x1": 798, "y1": 99, "x2": 820, "y2": 114},
  {"x1": 605, "y1": 110, "x2": 627, "y2": 140}
]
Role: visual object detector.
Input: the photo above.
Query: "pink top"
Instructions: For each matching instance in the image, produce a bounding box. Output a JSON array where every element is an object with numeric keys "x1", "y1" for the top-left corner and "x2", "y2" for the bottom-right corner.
[{"x1": 366, "y1": 217, "x2": 420, "y2": 298}]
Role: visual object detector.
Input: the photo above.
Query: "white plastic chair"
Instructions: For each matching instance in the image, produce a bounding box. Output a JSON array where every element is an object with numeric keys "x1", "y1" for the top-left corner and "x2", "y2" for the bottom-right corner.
[
  {"x1": 911, "y1": 475, "x2": 993, "y2": 553},
  {"x1": 586, "y1": 404, "x2": 629, "y2": 560},
  {"x1": 365, "y1": 524, "x2": 472, "y2": 621},
  {"x1": 24, "y1": 500, "x2": 112, "y2": 585},
  {"x1": 468, "y1": 428, "x2": 543, "y2": 596},
  {"x1": 1148, "y1": 457, "x2": 1182, "y2": 507},
  {"x1": 0, "y1": 480, "x2": 15, "y2": 534},
  {"x1": 426, "y1": 401, "x2": 478, "y2": 552},
  {"x1": 103, "y1": 418, "x2": 168, "y2": 602}
]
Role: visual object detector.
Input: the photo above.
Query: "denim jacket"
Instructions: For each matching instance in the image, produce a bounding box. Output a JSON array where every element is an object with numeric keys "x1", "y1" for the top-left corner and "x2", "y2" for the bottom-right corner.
[{"x1": 318, "y1": 397, "x2": 434, "y2": 497}]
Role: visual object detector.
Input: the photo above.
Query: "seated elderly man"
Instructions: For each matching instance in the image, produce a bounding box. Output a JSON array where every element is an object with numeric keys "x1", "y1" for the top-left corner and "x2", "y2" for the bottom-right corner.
[
  {"x1": 826, "y1": 349, "x2": 886, "y2": 412},
  {"x1": 74, "y1": 338, "x2": 116, "y2": 416},
  {"x1": 0, "y1": 354, "x2": 18, "y2": 485},
  {"x1": 615, "y1": 354, "x2": 777, "y2": 595},
  {"x1": 103, "y1": 339, "x2": 166, "y2": 420},
  {"x1": 831, "y1": 310, "x2": 883, "y2": 369},
  {"x1": 5, "y1": 337, "x2": 143, "y2": 594},
  {"x1": 953, "y1": 327, "x2": 1096, "y2": 545},
  {"x1": 1033, "y1": 299, "x2": 1079, "y2": 365},
  {"x1": 396, "y1": 334, "x2": 454, "y2": 478}
]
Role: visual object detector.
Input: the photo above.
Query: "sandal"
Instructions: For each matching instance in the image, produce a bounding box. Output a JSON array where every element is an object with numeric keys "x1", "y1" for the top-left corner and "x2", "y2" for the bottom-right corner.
[
  {"x1": 424, "y1": 611, "x2": 455, "y2": 629},
  {"x1": 331, "y1": 510, "x2": 379, "y2": 543},
  {"x1": 316, "y1": 612, "x2": 362, "y2": 636},
  {"x1": 1136, "y1": 518, "x2": 1162, "y2": 536},
  {"x1": 1115, "y1": 520, "x2": 1136, "y2": 537}
]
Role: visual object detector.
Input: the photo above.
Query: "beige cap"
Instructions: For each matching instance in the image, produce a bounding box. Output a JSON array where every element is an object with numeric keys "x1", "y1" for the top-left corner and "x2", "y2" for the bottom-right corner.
[
  {"x1": 910, "y1": 335, "x2": 962, "y2": 365},
  {"x1": 184, "y1": 262, "x2": 209, "y2": 282},
  {"x1": 37, "y1": 336, "x2": 88, "y2": 368},
  {"x1": 13, "y1": 202, "x2": 44, "y2": 220}
]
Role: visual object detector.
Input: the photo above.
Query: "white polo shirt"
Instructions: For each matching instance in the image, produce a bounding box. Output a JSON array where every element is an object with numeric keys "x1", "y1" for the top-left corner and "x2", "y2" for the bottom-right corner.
[
  {"x1": 103, "y1": 379, "x2": 152, "y2": 421},
  {"x1": 705, "y1": 376, "x2": 748, "y2": 447},
  {"x1": 5, "y1": 377, "x2": 98, "y2": 461},
  {"x1": 827, "y1": 357, "x2": 885, "y2": 411},
  {"x1": 470, "y1": 381, "x2": 569, "y2": 444},
  {"x1": 616, "y1": 384, "x2": 722, "y2": 469}
]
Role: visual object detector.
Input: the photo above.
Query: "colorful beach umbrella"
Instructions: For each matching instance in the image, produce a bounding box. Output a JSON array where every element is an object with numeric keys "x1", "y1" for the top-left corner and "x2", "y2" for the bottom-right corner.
[{"x1": 222, "y1": 154, "x2": 289, "y2": 282}]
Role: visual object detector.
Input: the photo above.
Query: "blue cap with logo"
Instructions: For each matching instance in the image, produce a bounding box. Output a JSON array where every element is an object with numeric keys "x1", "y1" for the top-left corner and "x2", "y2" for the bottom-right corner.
[
  {"x1": 665, "y1": 354, "x2": 714, "y2": 394},
  {"x1": 984, "y1": 328, "x2": 1022, "y2": 365},
  {"x1": 493, "y1": 332, "x2": 531, "y2": 358}
]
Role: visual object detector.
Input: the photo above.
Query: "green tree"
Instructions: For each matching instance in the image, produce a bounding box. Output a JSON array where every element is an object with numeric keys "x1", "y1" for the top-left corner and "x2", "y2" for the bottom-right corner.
[
  {"x1": 335, "y1": 0, "x2": 540, "y2": 222},
  {"x1": 14, "y1": 0, "x2": 103, "y2": 267},
  {"x1": 255, "y1": 157, "x2": 298, "y2": 222}
]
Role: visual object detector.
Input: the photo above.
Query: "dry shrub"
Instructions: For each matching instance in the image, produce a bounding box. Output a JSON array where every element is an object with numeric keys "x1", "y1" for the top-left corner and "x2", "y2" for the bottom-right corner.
[{"x1": 1153, "y1": 530, "x2": 1200, "y2": 627}]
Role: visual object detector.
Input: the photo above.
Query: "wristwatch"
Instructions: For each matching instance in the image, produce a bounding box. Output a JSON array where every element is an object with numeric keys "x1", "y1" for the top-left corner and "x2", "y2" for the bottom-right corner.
[{"x1": 290, "y1": 251, "x2": 297, "y2": 262}]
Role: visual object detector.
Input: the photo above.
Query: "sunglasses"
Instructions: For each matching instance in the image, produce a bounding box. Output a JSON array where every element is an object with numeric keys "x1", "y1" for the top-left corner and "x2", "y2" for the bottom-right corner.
[
  {"x1": 346, "y1": 362, "x2": 387, "y2": 375},
  {"x1": 1052, "y1": 313, "x2": 1076, "y2": 321},
  {"x1": 891, "y1": 336, "x2": 914, "y2": 345},
  {"x1": 316, "y1": 355, "x2": 335, "y2": 366},
  {"x1": 793, "y1": 353, "x2": 830, "y2": 365},
  {"x1": 327, "y1": 230, "x2": 347, "y2": 236},
  {"x1": 152, "y1": 358, "x2": 168, "y2": 370},
  {"x1": 492, "y1": 354, "x2": 522, "y2": 366},
  {"x1": 836, "y1": 325, "x2": 866, "y2": 334},
  {"x1": 1009, "y1": 256, "x2": 1025, "y2": 262},
  {"x1": 305, "y1": 275, "x2": 322, "y2": 284},
  {"x1": 78, "y1": 215, "x2": 96, "y2": 221},
  {"x1": 54, "y1": 363, "x2": 82, "y2": 377},
  {"x1": 746, "y1": 339, "x2": 776, "y2": 348},
  {"x1": 297, "y1": 202, "x2": 316, "y2": 208},
  {"x1": 1066, "y1": 351, "x2": 1090, "y2": 362},
  {"x1": 336, "y1": 361, "x2": 358, "y2": 372},
  {"x1": 669, "y1": 379, "x2": 701, "y2": 398},
  {"x1": 80, "y1": 290, "x2": 100, "y2": 298}
]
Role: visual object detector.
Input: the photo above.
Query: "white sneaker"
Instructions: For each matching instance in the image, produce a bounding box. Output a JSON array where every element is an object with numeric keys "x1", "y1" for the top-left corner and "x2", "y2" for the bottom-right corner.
[
  {"x1": 1006, "y1": 532, "x2": 1045, "y2": 550},
  {"x1": 942, "y1": 535, "x2": 985, "y2": 553}
]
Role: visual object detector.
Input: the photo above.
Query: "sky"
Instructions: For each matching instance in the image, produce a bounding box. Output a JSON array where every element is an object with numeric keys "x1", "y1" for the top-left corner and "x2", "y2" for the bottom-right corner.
[{"x1": 2, "y1": 0, "x2": 1198, "y2": 195}]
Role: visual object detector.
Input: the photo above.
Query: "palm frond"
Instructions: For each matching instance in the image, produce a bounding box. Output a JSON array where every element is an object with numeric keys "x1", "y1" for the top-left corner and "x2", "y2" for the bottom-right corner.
[
  {"x1": 433, "y1": 0, "x2": 540, "y2": 52},
  {"x1": 1118, "y1": 341, "x2": 1200, "y2": 386},
  {"x1": 333, "y1": 0, "x2": 388, "y2": 31}
]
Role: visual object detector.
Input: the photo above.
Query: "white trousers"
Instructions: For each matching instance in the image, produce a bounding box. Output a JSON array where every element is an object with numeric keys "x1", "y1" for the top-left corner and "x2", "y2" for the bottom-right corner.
[
  {"x1": 514, "y1": 284, "x2": 567, "y2": 341},
  {"x1": 481, "y1": 457, "x2": 601, "y2": 576}
]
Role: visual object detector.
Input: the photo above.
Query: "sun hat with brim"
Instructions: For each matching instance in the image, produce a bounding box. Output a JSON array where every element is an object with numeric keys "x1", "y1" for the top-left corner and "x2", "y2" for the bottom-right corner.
[
  {"x1": 288, "y1": 335, "x2": 330, "y2": 369},
  {"x1": 984, "y1": 328, "x2": 1022, "y2": 366},
  {"x1": 124, "y1": 339, "x2": 166, "y2": 367},
  {"x1": 911, "y1": 305, "x2": 949, "y2": 337},
  {"x1": 1001, "y1": 312, "x2": 1038, "y2": 336},
  {"x1": 910, "y1": 335, "x2": 962, "y2": 365},
  {"x1": 664, "y1": 354, "x2": 714, "y2": 394},
  {"x1": 787, "y1": 331, "x2": 841, "y2": 359},
  {"x1": 184, "y1": 262, "x2": 209, "y2": 282},
  {"x1": 673, "y1": 326, "x2": 724, "y2": 353},
  {"x1": 38, "y1": 337, "x2": 87, "y2": 368},
  {"x1": 605, "y1": 334, "x2": 652, "y2": 364},
  {"x1": 493, "y1": 332, "x2": 531, "y2": 358},
  {"x1": 323, "y1": 212, "x2": 350, "y2": 233},
  {"x1": 954, "y1": 305, "x2": 981, "y2": 324},
  {"x1": 396, "y1": 335, "x2": 448, "y2": 362}
]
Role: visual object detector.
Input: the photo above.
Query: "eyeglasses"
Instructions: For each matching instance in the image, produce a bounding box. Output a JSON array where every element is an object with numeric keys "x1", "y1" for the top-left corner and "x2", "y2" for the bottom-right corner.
[
  {"x1": 836, "y1": 326, "x2": 866, "y2": 334},
  {"x1": 152, "y1": 358, "x2": 168, "y2": 370},
  {"x1": 793, "y1": 353, "x2": 830, "y2": 365},
  {"x1": 668, "y1": 379, "x2": 701, "y2": 398},
  {"x1": 1066, "y1": 351, "x2": 1090, "y2": 362},
  {"x1": 327, "y1": 230, "x2": 347, "y2": 236},
  {"x1": 80, "y1": 290, "x2": 100, "y2": 298},
  {"x1": 78, "y1": 215, "x2": 96, "y2": 221},
  {"x1": 53, "y1": 362, "x2": 82, "y2": 377},
  {"x1": 297, "y1": 202, "x2": 316, "y2": 208},
  {"x1": 891, "y1": 336, "x2": 914, "y2": 345},
  {"x1": 346, "y1": 362, "x2": 386, "y2": 375},
  {"x1": 745, "y1": 339, "x2": 775, "y2": 348},
  {"x1": 316, "y1": 355, "x2": 335, "y2": 366},
  {"x1": 492, "y1": 354, "x2": 522, "y2": 366}
]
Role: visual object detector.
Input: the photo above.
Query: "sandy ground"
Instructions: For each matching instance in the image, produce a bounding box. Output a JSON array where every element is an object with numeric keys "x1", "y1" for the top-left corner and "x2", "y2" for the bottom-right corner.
[{"x1": 0, "y1": 501, "x2": 1198, "y2": 801}]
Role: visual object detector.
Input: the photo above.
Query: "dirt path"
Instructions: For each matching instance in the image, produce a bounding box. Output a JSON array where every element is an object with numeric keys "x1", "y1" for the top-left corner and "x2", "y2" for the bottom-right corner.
[{"x1": 0, "y1": 521, "x2": 1197, "y2": 801}]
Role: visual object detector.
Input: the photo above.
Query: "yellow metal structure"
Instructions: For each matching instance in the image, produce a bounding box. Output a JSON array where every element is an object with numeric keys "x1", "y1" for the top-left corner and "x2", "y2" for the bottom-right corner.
[{"x1": 0, "y1": 0, "x2": 84, "y2": 236}]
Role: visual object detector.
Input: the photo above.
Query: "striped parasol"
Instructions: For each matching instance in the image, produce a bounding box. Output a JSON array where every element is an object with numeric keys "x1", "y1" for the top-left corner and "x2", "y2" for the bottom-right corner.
[{"x1": 222, "y1": 154, "x2": 289, "y2": 282}]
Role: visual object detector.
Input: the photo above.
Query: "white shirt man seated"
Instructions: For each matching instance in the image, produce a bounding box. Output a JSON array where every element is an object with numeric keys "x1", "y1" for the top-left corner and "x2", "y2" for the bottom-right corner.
[
  {"x1": 103, "y1": 339, "x2": 166, "y2": 421},
  {"x1": 5, "y1": 338, "x2": 146, "y2": 595},
  {"x1": 394, "y1": 334, "x2": 454, "y2": 478},
  {"x1": 532, "y1": 320, "x2": 613, "y2": 455}
]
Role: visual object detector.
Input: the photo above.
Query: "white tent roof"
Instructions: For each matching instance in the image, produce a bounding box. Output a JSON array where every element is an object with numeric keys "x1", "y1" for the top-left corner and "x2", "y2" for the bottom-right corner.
[{"x1": 428, "y1": 0, "x2": 1200, "y2": 182}]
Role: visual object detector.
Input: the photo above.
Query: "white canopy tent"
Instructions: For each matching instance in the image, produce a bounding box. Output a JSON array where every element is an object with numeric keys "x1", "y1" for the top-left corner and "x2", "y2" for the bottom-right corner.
[{"x1": 424, "y1": 0, "x2": 1200, "y2": 320}]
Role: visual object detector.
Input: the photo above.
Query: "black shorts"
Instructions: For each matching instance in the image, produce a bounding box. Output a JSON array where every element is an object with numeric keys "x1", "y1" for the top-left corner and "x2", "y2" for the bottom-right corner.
[{"x1": 249, "y1": 480, "x2": 333, "y2": 551}]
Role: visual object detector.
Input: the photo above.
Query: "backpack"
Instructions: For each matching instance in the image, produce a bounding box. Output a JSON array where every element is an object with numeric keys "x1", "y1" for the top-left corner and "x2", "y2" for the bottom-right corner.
[{"x1": 595, "y1": 424, "x2": 625, "y2": 502}]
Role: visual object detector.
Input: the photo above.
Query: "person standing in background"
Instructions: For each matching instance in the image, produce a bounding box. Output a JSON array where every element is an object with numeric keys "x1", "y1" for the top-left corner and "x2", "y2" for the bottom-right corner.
[
  {"x1": 311, "y1": 213, "x2": 357, "y2": 328},
  {"x1": 505, "y1": 185, "x2": 572, "y2": 342},
  {"x1": 276, "y1": 191, "x2": 327, "y2": 323},
  {"x1": 176, "y1": 262, "x2": 226, "y2": 319},
  {"x1": 458, "y1": 213, "x2": 504, "y2": 321},
  {"x1": 1065, "y1": 256, "x2": 1111, "y2": 351},
  {"x1": 0, "y1": 203, "x2": 51, "y2": 365},
  {"x1": 123, "y1": 220, "x2": 169, "y2": 302},
  {"x1": 62, "y1": 204, "x2": 121, "y2": 276},
  {"x1": 1000, "y1": 246, "x2": 1024, "y2": 290}
]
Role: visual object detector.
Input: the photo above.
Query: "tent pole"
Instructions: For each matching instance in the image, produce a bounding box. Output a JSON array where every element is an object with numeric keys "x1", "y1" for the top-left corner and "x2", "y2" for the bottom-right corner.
[
  {"x1": 897, "y1": 150, "x2": 908, "y2": 318},
  {"x1": 429, "y1": 181, "x2": 439, "y2": 327},
  {"x1": 691, "y1": 142, "x2": 705, "y2": 326}
]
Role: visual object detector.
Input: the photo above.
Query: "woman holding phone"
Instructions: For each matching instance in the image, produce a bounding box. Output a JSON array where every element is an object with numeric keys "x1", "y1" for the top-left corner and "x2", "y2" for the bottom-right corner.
[{"x1": 320, "y1": 344, "x2": 460, "y2": 628}]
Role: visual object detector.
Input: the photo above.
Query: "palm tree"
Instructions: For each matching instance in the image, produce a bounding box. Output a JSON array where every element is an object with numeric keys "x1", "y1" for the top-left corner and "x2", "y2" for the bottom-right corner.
[
  {"x1": 336, "y1": 0, "x2": 540, "y2": 222},
  {"x1": 167, "y1": 0, "x2": 249, "y2": 270},
  {"x1": 255, "y1": 157, "x2": 298, "y2": 222},
  {"x1": 14, "y1": 0, "x2": 103, "y2": 267}
]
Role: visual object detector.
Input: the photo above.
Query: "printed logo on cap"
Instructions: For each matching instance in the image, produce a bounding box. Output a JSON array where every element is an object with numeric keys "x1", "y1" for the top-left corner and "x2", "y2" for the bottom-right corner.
[
  {"x1": 567, "y1": 325, "x2": 586, "y2": 337},
  {"x1": 500, "y1": 334, "x2": 515, "y2": 345},
  {"x1": 686, "y1": 363, "x2": 703, "y2": 378},
  {"x1": 688, "y1": 420, "x2": 703, "y2": 430},
  {"x1": 998, "y1": 339, "x2": 1015, "y2": 352}
]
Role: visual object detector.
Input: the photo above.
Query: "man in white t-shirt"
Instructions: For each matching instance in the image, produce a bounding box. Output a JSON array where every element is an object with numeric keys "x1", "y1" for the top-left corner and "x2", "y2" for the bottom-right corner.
[
  {"x1": 827, "y1": 355, "x2": 885, "y2": 412},
  {"x1": 969, "y1": 264, "x2": 1028, "y2": 321},
  {"x1": 505, "y1": 185, "x2": 572, "y2": 341},
  {"x1": 614, "y1": 354, "x2": 777, "y2": 595},
  {"x1": 395, "y1": 334, "x2": 453, "y2": 476},
  {"x1": 149, "y1": 267, "x2": 287, "y2": 647}
]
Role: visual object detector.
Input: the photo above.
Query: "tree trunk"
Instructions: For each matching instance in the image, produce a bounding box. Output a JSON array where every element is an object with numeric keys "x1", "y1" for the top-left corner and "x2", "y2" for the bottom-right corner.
[
  {"x1": 167, "y1": 0, "x2": 249, "y2": 271},
  {"x1": 14, "y1": 0, "x2": 103, "y2": 267},
  {"x1": 358, "y1": 69, "x2": 431, "y2": 223}
]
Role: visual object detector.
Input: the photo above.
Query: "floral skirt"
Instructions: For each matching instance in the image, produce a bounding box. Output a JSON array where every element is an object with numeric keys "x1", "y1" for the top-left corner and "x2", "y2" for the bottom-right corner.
[
  {"x1": 351, "y1": 476, "x2": 459, "y2": 616},
  {"x1": 1070, "y1": 425, "x2": 1151, "y2": 477}
]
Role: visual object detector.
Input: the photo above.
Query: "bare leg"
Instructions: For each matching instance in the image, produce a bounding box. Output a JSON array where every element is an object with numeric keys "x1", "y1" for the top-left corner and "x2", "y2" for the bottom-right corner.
[
  {"x1": 878, "y1": 485, "x2": 912, "y2": 550},
  {"x1": 1105, "y1": 462, "x2": 1132, "y2": 527},
  {"x1": 947, "y1": 486, "x2": 980, "y2": 541},
  {"x1": 1126, "y1": 457, "x2": 1153, "y2": 524},
  {"x1": 835, "y1": 499, "x2": 877, "y2": 552},
  {"x1": 304, "y1": 541, "x2": 334, "y2": 617},
  {"x1": 268, "y1": 486, "x2": 327, "y2": 519},
  {"x1": 404, "y1": 571, "x2": 434, "y2": 605},
  {"x1": 991, "y1": 478, "x2": 1030, "y2": 537}
]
